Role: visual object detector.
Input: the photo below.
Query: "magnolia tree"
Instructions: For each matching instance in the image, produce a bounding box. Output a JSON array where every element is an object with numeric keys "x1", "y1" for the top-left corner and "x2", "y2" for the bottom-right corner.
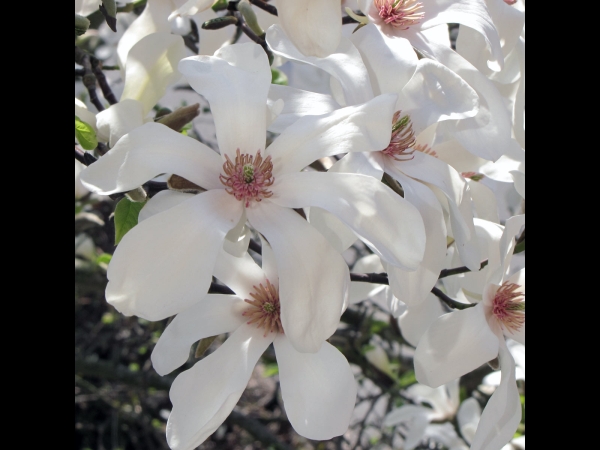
[{"x1": 75, "y1": 1, "x2": 525, "y2": 449}]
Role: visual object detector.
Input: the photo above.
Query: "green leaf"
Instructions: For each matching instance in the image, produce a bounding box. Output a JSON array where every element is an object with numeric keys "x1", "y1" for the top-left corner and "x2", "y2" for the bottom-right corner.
[
  {"x1": 211, "y1": 0, "x2": 228, "y2": 11},
  {"x1": 95, "y1": 253, "x2": 112, "y2": 265},
  {"x1": 75, "y1": 115, "x2": 98, "y2": 150},
  {"x1": 263, "y1": 362, "x2": 279, "y2": 377},
  {"x1": 271, "y1": 68, "x2": 288, "y2": 86},
  {"x1": 114, "y1": 197, "x2": 146, "y2": 245}
]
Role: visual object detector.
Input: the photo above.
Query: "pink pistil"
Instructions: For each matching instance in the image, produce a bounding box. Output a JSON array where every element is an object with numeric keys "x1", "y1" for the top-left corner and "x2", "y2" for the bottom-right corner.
[
  {"x1": 382, "y1": 111, "x2": 417, "y2": 161},
  {"x1": 242, "y1": 279, "x2": 283, "y2": 336},
  {"x1": 220, "y1": 149, "x2": 274, "y2": 207},
  {"x1": 492, "y1": 282, "x2": 525, "y2": 333},
  {"x1": 375, "y1": 0, "x2": 425, "y2": 30}
]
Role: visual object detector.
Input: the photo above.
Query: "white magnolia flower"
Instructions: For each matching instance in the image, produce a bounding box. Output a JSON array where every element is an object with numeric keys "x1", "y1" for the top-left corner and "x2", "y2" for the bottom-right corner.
[
  {"x1": 414, "y1": 214, "x2": 525, "y2": 450},
  {"x1": 267, "y1": 25, "x2": 482, "y2": 305},
  {"x1": 81, "y1": 42, "x2": 426, "y2": 353},
  {"x1": 352, "y1": 0, "x2": 503, "y2": 72},
  {"x1": 96, "y1": 31, "x2": 185, "y2": 147},
  {"x1": 151, "y1": 245, "x2": 357, "y2": 450}
]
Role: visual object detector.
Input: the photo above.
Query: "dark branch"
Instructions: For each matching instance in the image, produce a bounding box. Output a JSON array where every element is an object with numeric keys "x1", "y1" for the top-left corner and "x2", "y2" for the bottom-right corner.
[
  {"x1": 439, "y1": 260, "x2": 489, "y2": 279},
  {"x1": 343, "y1": 15, "x2": 360, "y2": 25},
  {"x1": 248, "y1": 238, "x2": 262, "y2": 254},
  {"x1": 431, "y1": 287, "x2": 475, "y2": 310},
  {"x1": 249, "y1": 0, "x2": 277, "y2": 15},
  {"x1": 350, "y1": 272, "x2": 389, "y2": 284},
  {"x1": 91, "y1": 59, "x2": 118, "y2": 105},
  {"x1": 75, "y1": 46, "x2": 104, "y2": 112},
  {"x1": 75, "y1": 146, "x2": 87, "y2": 165}
]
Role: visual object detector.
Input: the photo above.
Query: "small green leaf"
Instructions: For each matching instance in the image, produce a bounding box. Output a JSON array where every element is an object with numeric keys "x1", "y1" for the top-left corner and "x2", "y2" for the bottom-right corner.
[
  {"x1": 95, "y1": 253, "x2": 112, "y2": 265},
  {"x1": 263, "y1": 362, "x2": 279, "y2": 377},
  {"x1": 271, "y1": 68, "x2": 288, "y2": 86},
  {"x1": 75, "y1": 116, "x2": 98, "y2": 150},
  {"x1": 211, "y1": 0, "x2": 228, "y2": 11},
  {"x1": 114, "y1": 197, "x2": 146, "y2": 245}
]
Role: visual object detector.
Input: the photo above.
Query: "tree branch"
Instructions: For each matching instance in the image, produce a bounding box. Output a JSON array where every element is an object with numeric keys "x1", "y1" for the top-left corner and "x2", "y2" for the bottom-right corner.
[
  {"x1": 249, "y1": 0, "x2": 277, "y2": 16},
  {"x1": 439, "y1": 260, "x2": 489, "y2": 278},
  {"x1": 431, "y1": 286, "x2": 475, "y2": 310}
]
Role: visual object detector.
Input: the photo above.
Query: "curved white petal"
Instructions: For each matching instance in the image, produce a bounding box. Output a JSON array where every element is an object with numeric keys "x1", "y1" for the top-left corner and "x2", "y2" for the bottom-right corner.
[
  {"x1": 385, "y1": 173, "x2": 446, "y2": 306},
  {"x1": 398, "y1": 293, "x2": 446, "y2": 347},
  {"x1": 95, "y1": 99, "x2": 145, "y2": 147},
  {"x1": 213, "y1": 248, "x2": 266, "y2": 299},
  {"x1": 424, "y1": 42, "x2": 513, "y2": 162},
  {"x1": 178, "y1": 43, "x2": 271, "y2": 159},
  {"x1": 350, "y1": 24, "x2": 417, "y2": 97},
  {"x1": 385, "y1": 152, "x2": 480, "y2": 271},
  {"x1": 268, "y1": 94, "x2": 397, "y2": 176},
  {"x1": 490, "y1": 214, "x2": 525, "y2": 285},
  {"x1": 470, "y1": 340, "x2": 521, "y2": 450},
  {"x1": 247, "y1": 202, "x2": 348, "y2": 353},
  {"x1": 139, "y1": 190, "x2": 194, "y2": 222},
  {"x1": 414, "y1": 304, "x2": 499, "y2": 387},
  {"x1": 307, "y1": 207, "x2": 357, "y2": 254},
  {"x1": 75, "y1": 98, "x2": 97, "y2": 132},
  {"x1": 106, "y1": 190, "x2": 243, "y2": 320},
  {"x1": 271, "y1": 172, "x2": 426, "y2": 271},
  {"x1": 457, "y1": 397, "x2": 481, "y2": 445},
  {"x1": 168, "y1": 0, "x2": 215, "y2": 20},
  {"x1": 121, "y1": 32, "x2": 185, "y2": 116},
  {"x1": 267, "y1": 84, "x2": 338, "y2": 133},
  {"x1": 151, "y1": 294, "x2": 247, "y2": 375},
  {"x1": 275, "y1": 335, "x2": 357, "y2": 439},
  {"x1": 397, "y1": 58, "x2": 479, "y2": 136},
  {"x1": 511, "y1": 170, "x2": 525, "y2": 200},
  {"x1": 259, "y1": 235, "x2": 279, "y2": 286},
  {"x1": 117, "y1": 0, "x2": 173, "y2": 70},
  {"x1": 166, "y1": 325, "x2": 273, "y2": 450},
  {"x1": 420, "y1": 0, "x2": 503, "y2": 72},
  {"x1": 266, "y1": 24, "x2": 373, "y2": 105},
  {"x1": 80, "y1": 122, "x2": 224, "y2": 195},
  {"x1": 468, "y1": 180, "x2": 500, "y2": 223},
  {"x1": 76, "y1": 0, "x2": 101, "y2": 17},
  {"x1": 275, "y1": 0, "x2": 342, "y2": 58}
]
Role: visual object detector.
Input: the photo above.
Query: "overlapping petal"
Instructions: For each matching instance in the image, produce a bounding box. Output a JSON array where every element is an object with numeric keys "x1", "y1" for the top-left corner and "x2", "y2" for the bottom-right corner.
[
  {"x1": 80, "y1": 122, "x2": 224, "y2": 194},
  {"x1": 106, "y1": 190, "x2": 242, "y2": 320},
  {"x1": 246, "y1": 202, "x2": 348, "y2": 353},
  {"x1": 274, "y1": 335, "x2": 357, "y2": 439},
  {"x1": 414, "y1": 304, "x2": 499, "y2": 387},
  {"x1": 96, "y1": 99, "x2": 145, "y2": 147},
  {"x1": 151, "y1": 294, "x2": 247, "y2": 376},
  {"x1": 166, "y1": 326, "x2": 272, "y2": 450},
  {"x1": 271, "y1": 172, "x2": 426, "y2": 270},
  {"x1": 178, "y1": 43, "x2": 272, "y2": 160},
  {"x1": 398, "y1": 293, "x2": 446, "y2": 347}
]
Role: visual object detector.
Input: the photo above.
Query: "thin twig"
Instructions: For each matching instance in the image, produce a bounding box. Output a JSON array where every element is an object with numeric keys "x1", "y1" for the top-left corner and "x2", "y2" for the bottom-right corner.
[
  {"x1": 249, "y1": 0, "x2": 277, "y2": 15},
  {"x1": 91, "y1": 59, "x2": 118, "y2": 105},
  {"x1": 75, "y1": 46, "x2": 104, "y2": 112},
  {"x1": 439, "y1": 260, "x2": 488, "y2": 278},
  {"x1": 75, "y1": 146, "x2": 87, "y2": 165},
  {"x1": 350, "y1": 272, "x2": 389, "y2": 284},
  {"x1": 431, "y1": 287, "x2": 475, "y2": 310}
]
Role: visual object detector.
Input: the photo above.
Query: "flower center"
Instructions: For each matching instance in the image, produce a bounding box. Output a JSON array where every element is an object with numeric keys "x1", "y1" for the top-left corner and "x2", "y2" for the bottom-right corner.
[
  {"x1": 382, "y1": 111, "x2": 417, "y2": 161},
  {"x1": 375, "y1": 0, "x2": 424, "y2": 30},
  {"x1": 220, "y1": 149, "x2": 274, "y2": 207},
  {"x1": 242, "y1": 279, "x2": 283, "y2": 336},
  {"x1": 492, "y1": 282, "x2": 525, "y2": 333}
]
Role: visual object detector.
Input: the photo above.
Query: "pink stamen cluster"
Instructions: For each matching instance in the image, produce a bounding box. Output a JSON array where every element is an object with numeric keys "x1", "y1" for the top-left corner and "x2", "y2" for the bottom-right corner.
[
  {"x1": 375, "y1": 0, "x2": 425, "y2": 30},
  {"x1": 415, "y1": 143, "x2": 438, "y2": 158},
  {"x1": 220, "y1": 149, "x2": 274, "y2": 207},
  {"x1": 243, "y1": 279, "x2": 283, "y2": 336},
  {"x1": 382, "y1": 111, "x2": 417, "y2": 161},
  {"x1": 492, "y1": 282, "x2": 525, "y2": 333},
  {"x1": 461, "y1": 171, "x2": 485, "y2": 182}
]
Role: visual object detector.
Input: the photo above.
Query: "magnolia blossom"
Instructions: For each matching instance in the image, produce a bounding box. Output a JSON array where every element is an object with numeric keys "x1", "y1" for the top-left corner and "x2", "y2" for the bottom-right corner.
[
  {"x1": 151, "y1": 244, "x2": 357, "y2": 449},
  {"x1": 267, "y1": 25, "x2": 482, "y2": 307},
  {"x1": 351, "y1": 0, "x2": 503, "y2": 72},
  {"x1": 414, "y1": 214, "x2": 525, "y2": 449},
  {"x1": 81, "y1": 42, "x2": 426, "y2": 354}
]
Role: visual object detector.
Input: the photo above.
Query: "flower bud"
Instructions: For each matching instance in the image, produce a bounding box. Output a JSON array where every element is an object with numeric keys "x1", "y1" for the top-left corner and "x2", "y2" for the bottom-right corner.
[
  {"x1": 202, "y1": 16, "x2": 238, "y2": 30},
  {"x1": 156, "y1": 104, "x2": 200, "y2": 132},
  {"x1": 75, "y1": 14, "x2": 90, "y2": 37},
  {"x1": 237, "y1": 0, "x2": 264, "y2": 37}
]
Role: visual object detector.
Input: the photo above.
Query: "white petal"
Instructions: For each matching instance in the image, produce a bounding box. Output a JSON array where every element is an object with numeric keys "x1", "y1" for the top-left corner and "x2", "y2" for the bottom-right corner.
[
  {"x1": 275, "y1": 0, "x2": 342, "y2": 58},
  {"x1": 511, "y1": 170, "x2": 525, "y2": 200},
  {"x1": 223, "y1": 210, "x2": 251, "y2": 257},
  {"x1": 266, "y1": 24, "x2": 373, "y2": 105},
  {"x1": 414, "y1": 304, "x2": 499, "y2": 387},
  {"x1": 80, "y1": 122, "x2": 224, "y2": 195},
  {"x1": 267, "y1": 84, "x2": 338, "y2": 134},
  {"x1": 307, "y1": 207, "x2": 357, "y2": 254},
  {"x1": 420, "y1": 0, "x2": 503, "y2": 72},
  {"x1": 259, "y1": 235, "x2": 279, "y2": 286},
  {"x1": 151, "y1": 294, "x2": 247, "y2": 375},
  {"x1": 397, "y1": 293, "x2": 446, "y2": 347},
  {"x1": 139, "y1": 190, "x2": 194, "y2": 222},
  {"x1": 268, "y1": 94, "x2": 397, "y2": 176},
  {"x1": 95, "y1": 99, "x2": 145, "y2": 147},
  {"x1": 121, "y1": 32, "x2": 185, "y2": 116},
  {"x1": 247, "y1": 202, "x2": 348, "y2": 353},
  {"x1": 117, "y1": 0, "x2": 173, "y2": 70},
  {"x1": 489, "y1": 214, "x2": 525, "y2": 285},
  {"x1": 166, "y1": 326, "x2": 272, "y2": 450},
  {"x1": 385, "y1": 153, "x2": 480, "y2": 270},
  {"x1": 457, "y1": 397, "x2": 481, "y2": 445},
  {"x1": 396, "y1": 59, "x2": 479, "y2": 135},
  {"x1": 168, "y1": 0, "x2": 215, "y2": 20},
  {"x1": 469, "y1": 180, "x2": 500, "y2": 223},
  {"x1": 76, "y1": 0, "x2": 101, "y2": 17},
  {"x1": 75, "y1": 98, "x2": 97, "y2": 132},
  {"x1": 106, "y1": 190, "x2": 243, "y2": 320},
  {"x1": 178, "y1": 43, "x2": 271, "y2": 159},
  {"x1": 274, "y1": 335, "x2": 357, "y2": 439},
  {"x1": 350, "y1": 24, "x2": 417, "y2": 97},
  {"x1": 213, "y1": 248, "x2": 266, "y2": 299},
  {"x1": 385, "y1": 174, "x2": 446, "y2": 306},
  {"x1": 470, "y1": 340, "x2": 522, "y2": 450},
  {"x1": 271, "y1": 172, "x2": 426, "y2": 271},
  {"x1": 384, "y1": 405, "x2": 431, "y2": 450}
]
